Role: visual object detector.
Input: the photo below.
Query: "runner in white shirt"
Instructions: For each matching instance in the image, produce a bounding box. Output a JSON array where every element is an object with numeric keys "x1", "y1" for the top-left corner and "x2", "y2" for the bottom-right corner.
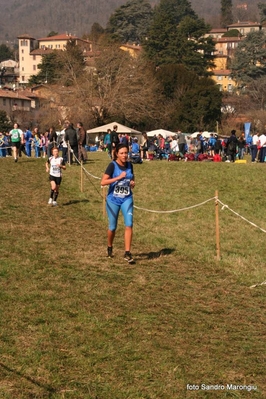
[{"x1": 45, "y1": 147, "x2": 66, "y2": 206}]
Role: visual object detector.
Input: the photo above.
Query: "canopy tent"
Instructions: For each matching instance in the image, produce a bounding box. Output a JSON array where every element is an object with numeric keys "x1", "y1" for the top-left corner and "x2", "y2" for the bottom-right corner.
[
  {"x1": 146, "y1": 129, "x2": 176, "y2": 139},
  {"x1": 87, "y1": 122, "x2": 142, "y2": 136},
  {"x1": 190, "y1": 131, "x2": 212, "y2": 139}
]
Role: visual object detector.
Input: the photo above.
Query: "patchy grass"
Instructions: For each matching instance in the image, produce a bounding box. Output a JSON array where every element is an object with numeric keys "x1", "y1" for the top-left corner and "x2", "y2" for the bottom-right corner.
[{"x1": 0, "y1": 153, "x2": 265, "y2": 398}]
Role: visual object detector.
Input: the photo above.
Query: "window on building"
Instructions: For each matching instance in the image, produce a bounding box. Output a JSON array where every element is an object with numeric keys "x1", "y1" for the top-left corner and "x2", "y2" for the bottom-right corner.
[
  {"x1": 3, "y1": 99, "x2": 6, "y2": 106},
  {"x1": 33, "y1": 65, "x2": 36, "y2": 71},
  {"x1": 21, "y1": 49, "x2": 24, "y2": 54},
  {"x1": 21, "y1": 40, "x2": 28, "y2": 46},
  {"x1": 22, "y1": 76, "x2": 25, "y2": 81},
  {"x1": 22, "y1": 67, "x2": 24, "y2": 71},
  {"x1": 33, "y1": 55, "x2": 36, "y2": 60},
  {"x1": 228, "y1": 84, "x2": 233, "y2": 92},
  {"x1": 217, "y1": 76, "x2": 222, "y2": 81},
  {"x1": 22, "y1": 57, "x2": 24, "y2": 61}
]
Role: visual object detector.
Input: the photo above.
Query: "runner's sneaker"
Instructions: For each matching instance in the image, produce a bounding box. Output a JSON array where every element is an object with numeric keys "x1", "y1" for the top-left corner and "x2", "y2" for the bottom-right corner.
[
  {"x1": 107, "y1": 246, "x2": 113, "y2": 258},
  {"x1": 52, "y1": 201, "x2": 58, "y2": 206},
  {"x1": 48, "y1": 198, "x2": 53, "y2": 205},
  {"x1": 124, "y1": 252, "x2": 134, "y2": 264}
]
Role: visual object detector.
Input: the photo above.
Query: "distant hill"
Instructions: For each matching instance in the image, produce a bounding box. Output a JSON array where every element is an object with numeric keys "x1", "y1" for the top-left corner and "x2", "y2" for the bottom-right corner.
[{"x1": 0, "y1": 0, "x2": 261, "y2": 45}]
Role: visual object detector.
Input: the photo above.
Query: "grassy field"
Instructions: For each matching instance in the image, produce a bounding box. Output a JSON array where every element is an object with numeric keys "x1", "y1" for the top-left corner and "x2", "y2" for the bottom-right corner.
[{"x1": 0, "y1": 152, "x2": 265, "y2": 399}]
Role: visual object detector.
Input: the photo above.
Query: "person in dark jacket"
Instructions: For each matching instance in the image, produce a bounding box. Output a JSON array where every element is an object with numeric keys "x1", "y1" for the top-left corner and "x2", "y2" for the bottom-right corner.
[
  {"x1": 65, "y1": 122, "x2": 78, "y2": 164},
  {"x1": 227, "y1": 129, "x2": 238, "y2": 162},
  {"x1": 110, "y1": 125, "x2": 119, "y2": 160},
  {"x1": 77, "y1": 122, "x2": 88, "y2": 162}
]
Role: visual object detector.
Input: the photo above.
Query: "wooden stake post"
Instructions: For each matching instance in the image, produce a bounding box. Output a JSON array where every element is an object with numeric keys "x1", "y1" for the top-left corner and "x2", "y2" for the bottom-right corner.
[
  {"x1": 215, "y1": 190, "x2": 221, "y2": 261},
  {"x1": 80, "y1": 161, "x2": 84, "y2": 192}
]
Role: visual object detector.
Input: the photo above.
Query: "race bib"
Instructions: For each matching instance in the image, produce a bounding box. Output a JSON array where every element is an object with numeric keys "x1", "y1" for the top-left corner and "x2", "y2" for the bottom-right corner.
[
  {"x1": 52, "y1": 165, "x2": 60, "y2": 173},
  {"x1": 113, "y1": 179, "x2": 130, "y2": 198},
  {"x1": 12, "y1": 130, "x2": 20, "y2": 141}
]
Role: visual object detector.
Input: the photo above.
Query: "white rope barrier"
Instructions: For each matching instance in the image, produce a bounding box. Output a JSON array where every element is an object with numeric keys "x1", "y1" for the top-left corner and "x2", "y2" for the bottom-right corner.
[
  {"x1": 250, "y1": 280, "x2": 266, "y2": 289},
  {"x1": 134, "y1": 197, "x2": 216, "y2": 214},
  {"x1": 218, "y1": 199, "x2": 266, "y2": 234},
  {"x1": 71, "y1": 149, "x2": 101, "y2": 180}
]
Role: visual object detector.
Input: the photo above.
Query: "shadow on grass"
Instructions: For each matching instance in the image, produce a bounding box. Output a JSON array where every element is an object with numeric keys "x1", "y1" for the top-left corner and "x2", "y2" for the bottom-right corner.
[
  {"x1": 137, "y1": 247, "x2": 175, "y2": 260},
  {"x1": 0, "y1": 362, "x2": 57, "y2": 396},
  {"x1": 63, "y1": 199, "x2": 89, "y2": 206}
]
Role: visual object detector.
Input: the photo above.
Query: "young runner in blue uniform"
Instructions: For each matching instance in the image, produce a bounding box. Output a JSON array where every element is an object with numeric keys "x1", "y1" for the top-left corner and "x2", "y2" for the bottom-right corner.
[{"x1": 101, "y1": 143, "x2": 135, "y2": 263}]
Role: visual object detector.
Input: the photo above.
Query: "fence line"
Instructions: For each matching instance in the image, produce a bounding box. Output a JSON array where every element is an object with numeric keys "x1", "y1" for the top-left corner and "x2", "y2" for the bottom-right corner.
[
  {"x1": 134, "y1": 197, "x2": 216, "y2": 213},
  {"x1": 217, "y1": 199, "x2": 266, "y2": 234},
  {"x1": 70, "y1": 147, "x2": 266, "y2": 235}
]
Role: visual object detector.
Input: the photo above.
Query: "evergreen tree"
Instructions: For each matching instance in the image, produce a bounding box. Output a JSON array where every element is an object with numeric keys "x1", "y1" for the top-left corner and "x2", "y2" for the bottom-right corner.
[
  {"x1": 230, "y1": 30, "x2": 266, "y2": 85},
  {"x1": 0, "y1": 44, "x2": 14, "y2": 62},
  {"x1": 28, "y1": 52, "x2": 61, "y2": 85},
  {"x1": 144, "y1": 0, "x2": 215, "y2": 75},
  {"x1": 106, "y1": 0, "x2": 153, "y2": 44},
  {"x1": 258, "y1": 2, "x2": 266, "y2": 24},
  {"x1": 89, "y1": 23, "x2": 105, "y2": 44},
  {"x1": 0, "y1": 110, "x2": 11, "y2": 132},
  {"x1": 220, "y1": 0, "x2": 233, "y2": 28},
  {"x1": 155, "y1": 64, "x2": 222, "y2": 131}
]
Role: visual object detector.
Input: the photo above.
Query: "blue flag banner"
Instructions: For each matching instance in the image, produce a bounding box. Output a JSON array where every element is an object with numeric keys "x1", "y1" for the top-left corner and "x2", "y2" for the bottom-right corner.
[{"x1": 244, "y1": 122, "x2": 251, "y2": 140}]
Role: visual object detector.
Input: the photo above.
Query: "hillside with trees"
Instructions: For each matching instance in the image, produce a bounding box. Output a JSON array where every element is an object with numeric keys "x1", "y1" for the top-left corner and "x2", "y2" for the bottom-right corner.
[{"x1": 0, "y1": 0, "x2": 262, "y2": 44}]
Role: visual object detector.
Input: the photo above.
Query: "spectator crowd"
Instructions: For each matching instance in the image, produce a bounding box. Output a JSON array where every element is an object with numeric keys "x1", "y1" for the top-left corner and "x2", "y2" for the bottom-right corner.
[{"x1": 1, "y1": 122, "x2": 265, "y2": 164}]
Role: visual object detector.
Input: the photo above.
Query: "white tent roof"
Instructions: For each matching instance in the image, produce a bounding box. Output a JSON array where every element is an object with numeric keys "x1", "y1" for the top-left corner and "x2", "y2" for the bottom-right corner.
[
  {"x1": 190, "y1": 131, "x2": 212, "y2": 138},
  {"x1": 146, "y1": 129, "x2": 176, "y2": 138},
  {"x1": 87, "y1": 122, "x2": 142, "y2": 135}
]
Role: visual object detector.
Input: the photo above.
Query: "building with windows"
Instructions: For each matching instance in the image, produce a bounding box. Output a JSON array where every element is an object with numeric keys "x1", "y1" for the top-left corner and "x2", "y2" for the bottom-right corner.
[
  {"x1": 17, "y1": 33, "x2": 93, "y2": 84},
  {"x1": 212, "y1": 70, "x2": 236, "y2": 92},
  {"x1": 207, "y1": 22, "x2": 262, "y2": 92}
]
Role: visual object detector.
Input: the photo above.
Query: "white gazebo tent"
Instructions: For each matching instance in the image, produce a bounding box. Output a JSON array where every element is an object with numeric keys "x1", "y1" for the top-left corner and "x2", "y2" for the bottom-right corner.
[
  {"x1": 190, "y1": 131, "x2": 212, "y2": 139},
  {"x1": 146, "y1": 129, "x2": 176, "y2": 138},
  {"x1": 87, "y1": 122, "x2": 142, "y2": 143}
]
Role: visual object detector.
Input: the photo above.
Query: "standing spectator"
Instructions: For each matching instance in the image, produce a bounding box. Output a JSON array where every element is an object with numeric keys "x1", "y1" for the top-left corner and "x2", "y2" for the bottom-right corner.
[
  {"x1": 40, "y1": 131, "x2": 48, "y2": 158},
  {"x1": 237, "y1": 132, "x2": 246, "y2": 160},
  {"x1": 33, "y1": 129, "x2": 41, "y2": 158},
  {"x1": 64, "y1": 122, "x2": 78, "y2": 164},
  {"x1": 214, "y1": 135, "x2": 222, "y2": 155},
  {"x1": 19, "y1": 128, "x2": 27, "y2": 158},
  {"x1": 158, "y1": 134, "x2": 165, "y2": 150},
  {"x1": 110, "y1": 125, "x2": 119, "y2": 160},
  {"x1": 140, "y1": 132, "x2": 149, "y2": 160},
  {"x1": 101, "y1": 143, "x2": 135, "y2": 263},
  {"x1": 250, "y1": 132, "x2": 260, "y2": 163},
  {"x1": 9, "y1": 122, "x2": 23, "y2": 162},
  {"x1": 121, "y1": 133, "x2": 128, "y2": 146},
  {"x1": 77, "y1": 122, "x2": 88, "y2": 163},
  {"x1": 208, "y1": 133, "x2": 216, "y2": 156},
  {"x1": 169, "y1": 135, "x2": 179, "y2": 153},
  {"x1": 177, "y1": 130, "x2": 187, "y2": 156},
  {"x1": 0, "y1": 131, "x2": 6, "y2": 157},
  {"x1": 104, "y1": 129, "x2": 112, "y2": 158},
  {"x1": 227, "y1": 130, "x2": 238, "y2": 162},
  {"x1": 24, "y1": 127, "x2": 33, "y2": 157},
  {"x1": 195, "y1": 134, "x2": 203, "y2": 160},
  {"x1": 259, "y1": 131, "x2": 266, "y2": 163},
  {"x1": 47, "y1": 126, "x2": 58, "y2": 158}
]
